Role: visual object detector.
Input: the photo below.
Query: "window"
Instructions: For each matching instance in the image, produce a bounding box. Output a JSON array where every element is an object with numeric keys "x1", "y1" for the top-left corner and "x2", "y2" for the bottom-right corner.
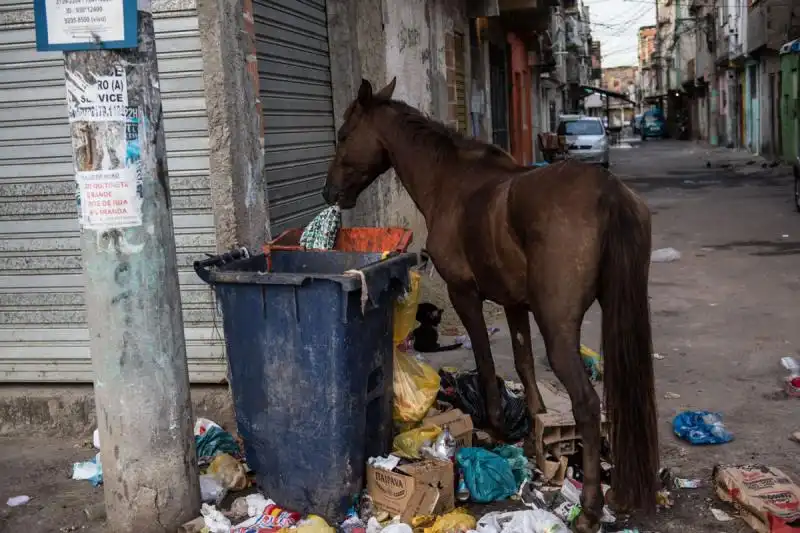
[{"x1": 558, "y1": 119, "x2": 604, "y2": 135}]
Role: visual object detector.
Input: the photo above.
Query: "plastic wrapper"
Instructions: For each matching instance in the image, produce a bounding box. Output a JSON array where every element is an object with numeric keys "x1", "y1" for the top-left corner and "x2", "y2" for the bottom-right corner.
[
  {"x1": 199, "y1": 474, "x2": 228, "y2": 504},
  {"x1": 579, "y1": 345, "x2": 603, "y2": 381},
  {"x1": 456, "y1": 448, "x2": 517, "y2": 503},
  {"x1": 422, "y1": 508, "x2": 477, "y2": 533},
  {"x1": 393, "y1": 350, "x2": 441, "y2": 425},
  {"x1": 393, "y1": 425, "x2": 442, "y2": 459},
  {"x1": 438, "y1": 370, "x2": 531, "y2": 442},
  {"x1": 673, "y1": 410, "x2": 733, "y2": 445},
  {"x1": 393, "y1": 270, "x2": 421, "y2": 345},
  {"x1": 476, "y1": 510, "x2": 569, "y2": 533}
]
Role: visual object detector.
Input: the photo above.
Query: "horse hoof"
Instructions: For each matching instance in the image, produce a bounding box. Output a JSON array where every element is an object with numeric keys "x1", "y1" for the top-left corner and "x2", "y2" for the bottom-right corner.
[{"x1": 573, "y1": 513, "x2": 600, "y2": 533}]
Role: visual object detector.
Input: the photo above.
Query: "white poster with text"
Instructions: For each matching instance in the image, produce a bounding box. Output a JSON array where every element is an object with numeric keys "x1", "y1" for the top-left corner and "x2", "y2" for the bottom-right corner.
[{"x1": 77, "y1": 167, "x2": 142, "y2": 230}]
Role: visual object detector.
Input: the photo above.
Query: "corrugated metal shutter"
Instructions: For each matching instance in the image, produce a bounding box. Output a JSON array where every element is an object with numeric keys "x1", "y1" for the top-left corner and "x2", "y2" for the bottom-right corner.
[
  {"x1": 0, "y1": 2, "x2": 226, "y2": 382},
  {"x1": 253, "y1": 0, "x2": 336, "y2": 234},
  {"x1": 455, "y1": 32, "x2": 468, "y2": 134}
]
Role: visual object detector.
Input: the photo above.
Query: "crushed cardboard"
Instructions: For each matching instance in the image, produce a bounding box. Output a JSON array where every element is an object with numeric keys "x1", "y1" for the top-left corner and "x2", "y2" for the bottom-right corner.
[
  {"x1": 421, "y1": 409, "x2": 474, "y2": 448},
  {"x1": 714, "y1": 464, "x2": 800, "y2": 533},
  {"x1": 366, "y1": 459, "x2": 455, "y2": 524},
  {"x1": 534, "y1": 381, "x2": 609, "y2": 479}
]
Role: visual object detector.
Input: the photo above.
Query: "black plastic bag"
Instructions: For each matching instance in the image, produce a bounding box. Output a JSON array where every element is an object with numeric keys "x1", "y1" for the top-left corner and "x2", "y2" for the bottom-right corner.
[{"x1": 438, "y1": 369, "x2": 531, "y2": 442}]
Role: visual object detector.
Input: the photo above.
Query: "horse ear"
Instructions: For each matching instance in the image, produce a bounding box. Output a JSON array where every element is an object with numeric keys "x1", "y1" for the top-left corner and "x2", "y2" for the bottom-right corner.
[
  {"x1": 375, "y1": 77, "x2": 397, "y2": 101},
  {"x1": 357, "y1": 79, "x2": 373, "y2": 105}
]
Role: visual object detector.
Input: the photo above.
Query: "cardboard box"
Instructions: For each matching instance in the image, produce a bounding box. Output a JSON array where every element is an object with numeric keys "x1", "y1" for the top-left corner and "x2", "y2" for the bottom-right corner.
[
  {"x1": 366, "y1": 460, "x2": 455, "y2": 523},
  {"x1": 714, "y1": 464, "x2": 800, "y2": 533},
  {"x1": 534, "y1": 381, "x2": 609, "y2": 477},
  {"x1": 421, "y1": 409, "x2": 474, "y2": 448}
]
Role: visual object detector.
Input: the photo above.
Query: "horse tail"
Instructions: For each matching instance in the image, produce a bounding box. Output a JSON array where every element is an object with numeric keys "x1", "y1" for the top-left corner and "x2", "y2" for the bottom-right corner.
[{"x1": 599, "y1": 178, "x2": 659, "y2": 513}]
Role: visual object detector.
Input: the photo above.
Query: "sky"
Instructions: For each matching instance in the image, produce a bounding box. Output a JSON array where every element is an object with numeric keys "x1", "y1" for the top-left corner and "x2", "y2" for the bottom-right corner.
[{"x1": 584, "y1": 0, "x2": 656, "y2": 68}]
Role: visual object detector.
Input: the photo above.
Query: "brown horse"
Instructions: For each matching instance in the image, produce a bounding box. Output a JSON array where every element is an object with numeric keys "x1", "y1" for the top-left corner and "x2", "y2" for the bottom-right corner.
[{"x1": 323, "y1": 78, "x2": 659, "y2": 533}]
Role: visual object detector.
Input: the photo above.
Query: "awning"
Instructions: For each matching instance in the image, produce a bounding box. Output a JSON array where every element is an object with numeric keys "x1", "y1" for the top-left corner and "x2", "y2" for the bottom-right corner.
[{"x1": 578, "y1": 85, "x2": 636, "y2": 105}]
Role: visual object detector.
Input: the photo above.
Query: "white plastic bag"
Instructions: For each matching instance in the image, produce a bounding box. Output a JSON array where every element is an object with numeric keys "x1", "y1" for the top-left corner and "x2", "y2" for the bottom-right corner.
[
  {"x1": 199, "y1": 474, "x2": 227, "y2": 504},
  {"x1": 201, "y1": 503, "x2": 232, "y2": 533},
  {"x1": 650, "y1": 247, "x2": 681, "y2": 263},
  {"x1": 477, "y1": 510, "x2": 569, "y2": 533}
]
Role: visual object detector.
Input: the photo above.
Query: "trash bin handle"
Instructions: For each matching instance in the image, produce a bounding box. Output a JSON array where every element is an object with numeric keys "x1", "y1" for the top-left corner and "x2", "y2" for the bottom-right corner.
[{"x1": 193, "y1": 247, "x2": 251, "y2": 284}]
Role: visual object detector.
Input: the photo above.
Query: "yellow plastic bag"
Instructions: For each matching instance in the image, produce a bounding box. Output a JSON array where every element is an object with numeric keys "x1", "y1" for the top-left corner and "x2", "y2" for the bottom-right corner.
[
  {"x1": 394, "y1": 270, "x2": 422, "y2": 345},
  {"x1": 296, "y1": 515, "x2": 335, "y2": 533},
  {"x1": 422, "y1": 508, "x2": 476, "y2": 533},
  {"x1": 392, "y1": 425, "x2": 442, "y2": 459},
  {"x1": 393, "y1": 350, "x2": 441, "y2": 425}
]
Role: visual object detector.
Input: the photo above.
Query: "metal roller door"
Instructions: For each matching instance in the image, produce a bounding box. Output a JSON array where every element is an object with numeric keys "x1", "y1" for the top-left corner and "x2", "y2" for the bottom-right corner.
[
  {"x1": 253, "y1": 0, "x2": 336, "y2": 234},
  {"x1": 0, "y1": 3, "x2": 226, "y2": 382}
]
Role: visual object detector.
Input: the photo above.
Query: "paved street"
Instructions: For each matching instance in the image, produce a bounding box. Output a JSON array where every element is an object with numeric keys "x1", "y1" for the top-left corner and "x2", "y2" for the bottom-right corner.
[{"x1": 1, "y1": 139, "x2": 798, "y2": 532}]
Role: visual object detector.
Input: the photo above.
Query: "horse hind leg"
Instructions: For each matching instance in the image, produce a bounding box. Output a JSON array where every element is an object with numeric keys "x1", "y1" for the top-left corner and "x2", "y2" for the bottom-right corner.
[{"x1": 530, "y1": 276, "x2": 602, "y2": 532}]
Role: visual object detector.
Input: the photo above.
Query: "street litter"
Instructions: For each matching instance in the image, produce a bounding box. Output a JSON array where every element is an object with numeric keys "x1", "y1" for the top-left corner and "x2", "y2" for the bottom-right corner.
[
  {"x1": 394, "y1": 350, "x2": 441, "y2": 427},
  {"x1": 232, "y1": 498, "x2": 301, "y2": 532},
  {"x1": 457, "y1": 447, "x2": 517, "y2": 503},
  {"x1": 550, "y1": 477, "x2": 616, "y2": 525},
  {"x1": 366, "y1": 459, "x2": 456, "y2": 522},
  {"x1": 454, "y1": 327, "x2": 500, "y2": 350},
  {"x1": 673, "y1": 477, "x2": 703, "y2": 489},
  {"x1": 651, "y1": 247, "x2": 681, "y2": 263},
  {"x1": 492, "y1": 444, "x2": 532, "y2": 486},
  {"x1": 710, "y1": 508, "x2": 735, "y2": 522},
  {"x1": 6, "y1": 495, "x2": 30, "y2": 507},
  {"x1": 72, "y1": 452, "x2": 103, "y2": 486},
  {"x1": 421, "y1": 508, "x2": 477, "y2": 533},
  {"x1": 200, "y1": 474, "x2": 227, "y2": 504},
  {"x1": 393, "y1": 425, "x2": 442, "y2": 459},
  {"x1": 208, "y1": 452, "x2": 249, "y2": 491},
  {"x1": 477, "y1": 509, "x2": 569, "y2": 533},
  {"x1": 664, "y1": 392, "x2": 681, "y2": 399},
  {"x1": 580, "y1": 344, "x2": 602, "y2": 381},
  {"x1": 791, "y1": 431, "x2": 800, "y2": 444},
  {"x1": 714, "y1": 464, "x2": 800, "y2": 533},
  {"x1": 368, "y1": 455, "x2": 401, "y2": 471},
  {"x1": 438, "y1": 369, "x2": 531, "y2": 442},
  {"x1": 656, "y1": 488, "x2": 674, "y2": 508},
  {"x1": 673, "y1": 410, "x2": 733, "y2": 445},
  {"x1": 653, "y1": 352, "x2": 665, "y2": 360},
  {"x1": 201, "y1": 503, "x2": 231, "y2": 533},
  {"x1": 195, "y1": 418, "x2": 241, "y2": 464},
  {"x1": 93, "y1": 428, "x2": 100, "y2": 449},
  {"x1": 297, "y1": 515, "x2": 336, "y2": 533}
]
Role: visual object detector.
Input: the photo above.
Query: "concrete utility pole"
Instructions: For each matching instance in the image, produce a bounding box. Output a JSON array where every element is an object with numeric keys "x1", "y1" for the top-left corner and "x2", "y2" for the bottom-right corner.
[
  {"x1": 655, "y1": 0, "x2": 664, "y2": 110},
  {"x1": 35, "y1": 0, "x2": 201, "y2": 530}
]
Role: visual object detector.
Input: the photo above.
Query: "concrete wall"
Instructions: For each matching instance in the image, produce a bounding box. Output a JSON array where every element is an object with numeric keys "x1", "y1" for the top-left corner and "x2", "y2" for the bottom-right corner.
[{"x1": 759, "y1": 56, "x2": 781, "y2": 157}]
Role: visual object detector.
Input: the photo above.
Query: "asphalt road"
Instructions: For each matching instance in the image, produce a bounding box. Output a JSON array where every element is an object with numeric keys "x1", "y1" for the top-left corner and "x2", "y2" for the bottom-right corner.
[{"x1": 1, "y1": 138, "x2": 798, "y2": 533}]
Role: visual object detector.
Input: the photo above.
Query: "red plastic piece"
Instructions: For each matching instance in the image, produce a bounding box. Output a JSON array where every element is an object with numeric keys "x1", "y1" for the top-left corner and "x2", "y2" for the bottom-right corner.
[{"x1": 264, "y1": 227, "x2": 413, "y2": 255}]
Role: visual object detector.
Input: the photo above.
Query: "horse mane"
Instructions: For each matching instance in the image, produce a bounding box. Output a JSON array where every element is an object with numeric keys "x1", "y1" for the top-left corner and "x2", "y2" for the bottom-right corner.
[{"x1": 382, "y1": 99, "x2": 525, "y2": 171}]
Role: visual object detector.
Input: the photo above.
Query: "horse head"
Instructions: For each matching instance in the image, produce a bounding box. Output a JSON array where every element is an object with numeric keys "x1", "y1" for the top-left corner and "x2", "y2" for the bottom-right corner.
[{"x1": 323, "y1": 77, "x2": 397, "y2": 209}]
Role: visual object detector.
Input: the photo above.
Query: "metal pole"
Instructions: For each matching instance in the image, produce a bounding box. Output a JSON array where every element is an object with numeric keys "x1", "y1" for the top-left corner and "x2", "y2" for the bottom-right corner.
[{"x1": 63, "y1": 5, "x2": 200, "y2": 532}]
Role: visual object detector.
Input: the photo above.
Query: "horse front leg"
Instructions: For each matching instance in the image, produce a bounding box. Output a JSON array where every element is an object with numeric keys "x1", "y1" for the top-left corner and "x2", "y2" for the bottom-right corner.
[
  {"x1": 505, "y1": 305, "x2": 546, "y2": 455},
  {"x1": 447, "y1": 286, "x2": 504, "y2": 435}
]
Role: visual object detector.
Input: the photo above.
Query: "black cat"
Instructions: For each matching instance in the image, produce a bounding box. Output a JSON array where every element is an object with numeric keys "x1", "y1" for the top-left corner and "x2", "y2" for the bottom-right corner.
[{"x1": 412, "y1": 302, "x2": 463, "y2": 352}]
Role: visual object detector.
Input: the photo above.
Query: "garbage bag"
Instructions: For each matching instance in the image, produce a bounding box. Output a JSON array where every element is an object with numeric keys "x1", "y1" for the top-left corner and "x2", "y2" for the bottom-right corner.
[
  {"x1": 456, "y1": 448, "x2": 517, "y2": 503},
  {"x1": 394, "y1": 270, "x2": 422, "y2": 345},
  {"x1": 438, "y1": 370, "x2": 531, "y2": 442},
  {"x1": 297, "y1": 515, "x2": 336, "y2": 533},
  {"x1": 673, "y1": 410, "x2": 734, "y2": 445},
  {"x1": 194, "y1": 418, "x2": 240, "y2": 461},
  {"x1": 393, "y1": 425, "x2": 442, "y2": 459},
  {"x1": 492, "y1": 445, "x2": 531, "y2": 486},
  {"x1": 476, "y1": 510, "x2": 569, "y2": 533},
  {"x1": 394, "y1": 350, "x2": 441, "y2": 425},
  {"x1": 423, "y1": 508, "x2": 477, "y2": 533}
]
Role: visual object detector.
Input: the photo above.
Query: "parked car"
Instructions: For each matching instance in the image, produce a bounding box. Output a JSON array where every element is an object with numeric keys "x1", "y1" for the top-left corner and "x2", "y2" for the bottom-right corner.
[
  {"x1": 632, "y1": 114, "x2": 643, "y2": 134},
  {"x1": 641, "y1": 110, "x2": 667, "y2": 140},
  {"x1": 557, "y1": 116, "x2": 610, "y2": 168}
]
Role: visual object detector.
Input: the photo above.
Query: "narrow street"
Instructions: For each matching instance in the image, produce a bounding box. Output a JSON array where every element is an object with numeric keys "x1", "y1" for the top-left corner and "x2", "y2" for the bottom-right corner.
[{"x1": 1, "y1": 139, "x2": 798, "y2": 532}]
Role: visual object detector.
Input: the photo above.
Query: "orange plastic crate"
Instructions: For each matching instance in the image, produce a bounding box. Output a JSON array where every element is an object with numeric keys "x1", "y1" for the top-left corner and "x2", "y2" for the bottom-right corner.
[{"x1": 264, "y1": 227, "x2": 413, "y2": 255}]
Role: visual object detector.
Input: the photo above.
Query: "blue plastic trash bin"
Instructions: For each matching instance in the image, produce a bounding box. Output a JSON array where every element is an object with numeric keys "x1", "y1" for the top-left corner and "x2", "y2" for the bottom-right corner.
[{"x1": 195, "y1": 249, "x2": 417, "y2": 523}]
